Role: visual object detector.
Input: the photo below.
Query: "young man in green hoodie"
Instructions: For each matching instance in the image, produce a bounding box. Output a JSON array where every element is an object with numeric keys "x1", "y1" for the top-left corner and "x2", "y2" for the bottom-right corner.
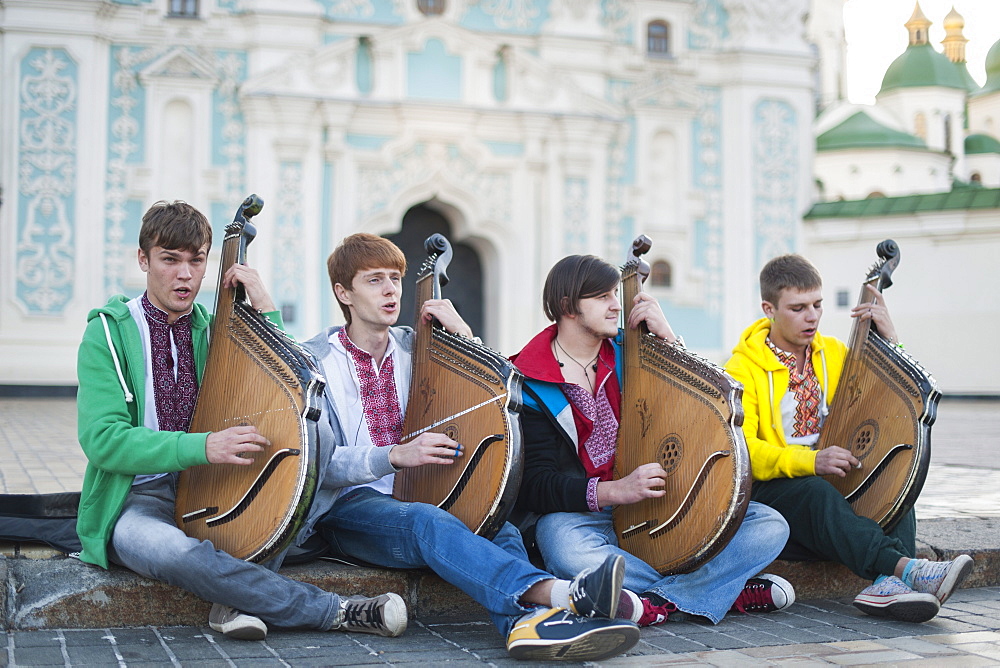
[
  {"x1": 724, "y1": 253, "x2": 973, "y2": 623},
  {"x1": 76, "y1": 201, "x2": 405, "y2": 641}
]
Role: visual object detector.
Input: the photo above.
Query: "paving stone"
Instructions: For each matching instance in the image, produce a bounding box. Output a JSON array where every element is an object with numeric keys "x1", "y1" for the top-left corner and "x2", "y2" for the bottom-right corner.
[
  {"x1": 954, "y1": 642, "x2": 1000, "y2": 661},
  {"x1": 640, "y1": 635, "x2": 712, "y2": 653},
  {"x1": 11, "y1": 645, "x2": 65, "y2": 665},
  {"x1": 892, "y1": 656, "x2": 998, "y2": 667},
  {"x1": 824, "y1": 649, "x2": 922, "y2": 664},
  {"x1": 879, "y1": 635, "x2": 964, "y2": 654},
  {"x1": 64, "y1": 644, "x2": 127, "y2": 664}
]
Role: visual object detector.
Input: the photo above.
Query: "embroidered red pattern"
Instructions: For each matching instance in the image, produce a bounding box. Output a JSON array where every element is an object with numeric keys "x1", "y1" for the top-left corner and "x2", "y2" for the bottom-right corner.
[
  {"x1": 767, "y1": 338, "x2": 821, "y2": 437},
  {"x1": 338, "y1": 328, "x2": 403, "y2": 448},
  {"x1": 142, "y1": 294, "x2": 198, "y2": 432}
]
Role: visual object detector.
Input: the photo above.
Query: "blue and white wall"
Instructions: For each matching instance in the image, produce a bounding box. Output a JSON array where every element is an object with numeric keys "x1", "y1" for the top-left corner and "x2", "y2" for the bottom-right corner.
[{"x1": 0, "y1": 0, "x2": 816, "y2": 384}]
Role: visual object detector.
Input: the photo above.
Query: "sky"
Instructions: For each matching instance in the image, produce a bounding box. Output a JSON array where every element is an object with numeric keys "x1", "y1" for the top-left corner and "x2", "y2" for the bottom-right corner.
[{"x1": 843, "y1": 0, "x2": 1000, "y2": 105}]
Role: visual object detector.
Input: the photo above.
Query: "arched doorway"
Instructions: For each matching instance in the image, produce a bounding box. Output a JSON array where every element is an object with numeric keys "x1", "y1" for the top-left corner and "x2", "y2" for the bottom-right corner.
[{"x1": 385, "y1": 203, "x2": 484, "y2": 337}]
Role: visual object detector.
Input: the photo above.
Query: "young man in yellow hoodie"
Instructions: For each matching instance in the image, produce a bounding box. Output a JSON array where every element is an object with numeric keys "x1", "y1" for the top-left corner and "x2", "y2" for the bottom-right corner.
[{"x1": 725, "y1": 254, "x2": 972, "y2": 623}]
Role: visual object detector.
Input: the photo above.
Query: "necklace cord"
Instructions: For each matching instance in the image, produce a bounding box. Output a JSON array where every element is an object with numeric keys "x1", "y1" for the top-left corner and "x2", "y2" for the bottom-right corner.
[{"x1": 553, "y1": 337, "x2": 599, "y2": 392}]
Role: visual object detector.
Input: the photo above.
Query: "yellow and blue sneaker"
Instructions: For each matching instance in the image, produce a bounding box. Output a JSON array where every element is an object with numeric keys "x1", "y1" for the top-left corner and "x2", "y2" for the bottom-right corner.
[{"x1": 506, "y1": 607, "x2": 639, "y2": 661}]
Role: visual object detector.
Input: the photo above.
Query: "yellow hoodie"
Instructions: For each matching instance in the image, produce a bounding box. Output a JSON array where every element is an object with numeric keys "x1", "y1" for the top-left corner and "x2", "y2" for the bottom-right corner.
[{"x1": 724, "y1": 317, "x2": 848, "y2": 481}]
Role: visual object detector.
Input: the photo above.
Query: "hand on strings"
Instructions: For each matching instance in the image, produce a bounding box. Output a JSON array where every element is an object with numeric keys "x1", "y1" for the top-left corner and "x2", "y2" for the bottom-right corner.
[
  {"x1": 421, "y1": 299, "x2": 474, "y2": 338},
  {"x1": 627, "y1": 292, "x2": 679, "y2": 343},
  {"x1": 389, "y1": 432, "x2": 463, "y2": 469},
  {"x1": 206, "y1": 425, "x2": 269, "y2": 465},
  {"x1": 597, "y1": 463, "x2": 667, "y2": 506},
  {"x1": 223, "y1": 264, "x2": 277, "y2": 314},
  {"x1": 851, "y1": 284, "x2": 899, "y2": 345},
  {"x1": 814, "y1": 445, "x2": 860, "y2": 477}
]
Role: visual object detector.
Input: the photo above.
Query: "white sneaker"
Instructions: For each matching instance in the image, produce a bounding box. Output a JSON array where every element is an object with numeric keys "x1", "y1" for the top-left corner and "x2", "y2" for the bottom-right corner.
[
  {"x1": 334, "y1": 593, "x2": 408, "y2": 637},
  {"x1": 208, "y1": 603, "x2": 267, "y2": 640}
]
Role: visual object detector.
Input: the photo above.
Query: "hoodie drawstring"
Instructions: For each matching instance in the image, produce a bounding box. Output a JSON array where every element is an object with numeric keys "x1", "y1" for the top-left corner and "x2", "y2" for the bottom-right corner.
[
  {"x1": 100, "y1": 313, "x2": 134, "y2": 404},
  {"x1": 767, "y1": 370, "x2": 776, "y2": 431}
]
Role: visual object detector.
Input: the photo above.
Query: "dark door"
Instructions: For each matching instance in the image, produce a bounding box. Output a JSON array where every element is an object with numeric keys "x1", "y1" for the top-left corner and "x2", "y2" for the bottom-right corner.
[{"x1": 385, "y1": 204, "x2": 484, "y2": 337}]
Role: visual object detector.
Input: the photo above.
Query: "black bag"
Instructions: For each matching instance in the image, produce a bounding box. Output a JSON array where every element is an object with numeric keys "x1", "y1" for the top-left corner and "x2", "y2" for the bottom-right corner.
[{"x1": 0, "y1": 492, "x2": 82, "y2": 555}]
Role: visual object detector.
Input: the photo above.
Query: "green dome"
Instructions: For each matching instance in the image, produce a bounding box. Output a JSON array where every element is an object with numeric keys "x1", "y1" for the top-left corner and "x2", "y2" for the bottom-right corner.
[
  {"x1": 978, "y1": 38, "x2": 1000, "y2": 96},
  {"x1": 965, "y1": 133, "x2": 1000, "y2": 154},
  {"x1": 879, "y1": 43, "x2": 966, "y2": 94},
  {"x1": 817, "y1": 111, "x2": 927, "y2": 151},
  {"x1": 955, "y1": 61, "x2": 980, "y2": 94}
]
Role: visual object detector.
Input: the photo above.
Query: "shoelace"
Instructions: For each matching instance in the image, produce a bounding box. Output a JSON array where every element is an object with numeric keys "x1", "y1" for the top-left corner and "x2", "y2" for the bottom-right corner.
[
  {"x1": 732, "y1": 581, "x2": 774, "y2": 613},
  {"x1": 344, "y1": 600, "x2": 384, "y2": 629},
  {"x1": 910, "y1": 560, "x2": 947, "y2": 590},
  {"x1": 567, "y1": 568, "x2": 593, "y2": 607}
]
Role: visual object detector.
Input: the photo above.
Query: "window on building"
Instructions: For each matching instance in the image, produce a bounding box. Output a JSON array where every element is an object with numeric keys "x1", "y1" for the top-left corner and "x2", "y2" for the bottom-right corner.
[
  {"x1": 944, "y1": 114, "x2": 952, "y2": 154},
  {"x1": 650, "y1": 259, "x2": 672, "y2": 288},
  {"x1": 168, "y1": 0, "x2": 198, "y2": 17},
  {"x1": 971, "y1": 172, "x2": 982, "y2": 184},
  {"x1": 914, "y1": 112, "x2": 927, "y2": 140},
  {"x1": 647, "y1": 21, "x2": 670, "y2": 56},
  {"x1": 837, "y1": 290, "x2": 850, "y2": 308},
  {"x1": 418, "y1": 0, "x2": 446, "y2": 15},
  {"x1": 867, "y1": 191, "x2": 886, "y2": 198}
]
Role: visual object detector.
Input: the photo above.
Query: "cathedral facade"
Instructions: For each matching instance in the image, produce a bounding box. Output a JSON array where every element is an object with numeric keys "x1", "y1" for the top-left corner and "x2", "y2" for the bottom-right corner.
[{"x1": 2, "y1": 0, "x2": 819, "y2": 386}]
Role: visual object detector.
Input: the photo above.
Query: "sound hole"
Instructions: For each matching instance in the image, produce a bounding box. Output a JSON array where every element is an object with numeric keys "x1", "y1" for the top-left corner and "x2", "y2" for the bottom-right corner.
[
  {"x1": 443, "y1": 424, "x2": 460, "y2": 440},
  {"x1": 656, "y1": 434, "x2": 683, "y2": 475},
  {"x1": 850, "y1": 420, "x2": 879, "y2": 461}
]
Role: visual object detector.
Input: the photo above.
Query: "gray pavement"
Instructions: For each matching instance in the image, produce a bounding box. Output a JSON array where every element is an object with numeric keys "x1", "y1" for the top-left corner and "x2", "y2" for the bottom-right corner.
[{"x1": 1, "y1": 396, "x2": 999, "y2": 666}]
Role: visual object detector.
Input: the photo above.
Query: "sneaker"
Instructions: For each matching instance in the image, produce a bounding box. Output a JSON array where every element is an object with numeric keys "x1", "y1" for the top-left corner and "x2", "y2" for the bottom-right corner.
[
  {"x1": 567, "y1": 554, "x2": 625, "y2": 618},
  {"x1": 853, "y1": 576, "x2": 941, "y2": 623},
  {"x1": 637, "y1": 597, "x2": 676, "y2": 627},
  {"x1": 506, "y1": 607, "x2": 640, "y2": 661},
  {"x1": 334, "y1": 593, "x2": 408, "y2": 637},
  {"x1": 616, "y1": 589, "x2": 641, "y2": 622},
  {"x1": 731, "y1": 574, "x2": 796, "y2": 613},
  {"x1": 208, "y1": 603, "x2": 267, "y2": 640},
  {"x1": 906, "y1": 555, "x2": 974, "y2": 605}
]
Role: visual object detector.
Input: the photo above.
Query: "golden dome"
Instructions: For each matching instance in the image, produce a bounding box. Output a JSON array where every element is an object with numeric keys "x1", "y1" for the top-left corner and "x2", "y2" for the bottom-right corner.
[
  {"x1": 905, "y1": 2, "x2": 932, "y2": 46},
  {"x1": 943, "y1": 6, "x2": 964, "y2": 31}
]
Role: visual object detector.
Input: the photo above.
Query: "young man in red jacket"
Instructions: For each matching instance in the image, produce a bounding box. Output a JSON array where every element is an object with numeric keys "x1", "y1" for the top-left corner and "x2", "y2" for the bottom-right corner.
[{"x1": 512, "y1": 254, "x2": 794, "y2": 627}]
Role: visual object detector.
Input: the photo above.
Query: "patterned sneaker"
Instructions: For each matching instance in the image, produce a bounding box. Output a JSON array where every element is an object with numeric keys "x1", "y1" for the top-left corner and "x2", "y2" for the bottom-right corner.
[
  {"x1": 905, "y1": 555, "x2": 974, "y2": 605},
  {"x1": 731, "y1": 574, "x2": 796, "y2": 613},
  {"x1": 568, "y1": 555, "x2": 625, "y2": 619},
  {"x1": 208, "y1": 603, "x2": 267, "y2": 640},
  {"x1": 637, "y1": 597, "x2": 676, "y2": 627},
  {"x1": 506, "y1": 607, "x2": 640, "y2": 661},
  {"x1": 334, "y1": 593, "x2": 408, "y2": 637},
  {"x1": 853, "y1": 576, "x2": 941, "y2": 623}
]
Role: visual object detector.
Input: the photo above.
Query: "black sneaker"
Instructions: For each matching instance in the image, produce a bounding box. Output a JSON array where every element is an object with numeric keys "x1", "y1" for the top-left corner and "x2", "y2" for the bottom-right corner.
[
  {"x1": 506, "y1": 607, "x2": 640, "y2": 661},
  {"x1": 335, "y1": 593, "x2": 408, "y2": 637},
  {"x1": 568, "y1": 555, "x2": 625, "y2": 618},
  {"x1": 208, "y1": 603, "x2": 267, "y2": 640},
  {"x1": 730, "y1": 574, "x2": 796, "y2": 613}
]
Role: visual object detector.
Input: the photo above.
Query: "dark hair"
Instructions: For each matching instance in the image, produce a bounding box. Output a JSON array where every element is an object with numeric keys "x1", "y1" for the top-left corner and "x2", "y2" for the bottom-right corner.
[
  {"x1": 138, "y1": 201, "x2": 212, "y2": 254},
  {"x1": 542, "y1": 255, "x2": 620, "y2": 322},
  {"x1": 759, "y1": 254, "x2": 822, "y2": 304},
  {"x1": 327, "y1": 233, "x2": 407, "y2": 324}
]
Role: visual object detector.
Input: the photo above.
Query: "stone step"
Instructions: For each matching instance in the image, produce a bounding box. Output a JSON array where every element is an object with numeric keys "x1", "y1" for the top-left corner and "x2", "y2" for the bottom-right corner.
[{"x1": 3, "y1": 517, "x2": 998, "y2": 630}]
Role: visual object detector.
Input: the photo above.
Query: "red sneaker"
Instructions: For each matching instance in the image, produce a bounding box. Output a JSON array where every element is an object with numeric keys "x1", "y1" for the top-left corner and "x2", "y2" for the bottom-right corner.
[
  {"x1": 731, "y1": 574, "x2": 795, "y2": 613},
  {"x1": 637, "y1": 598, "x2": 676, "y2": 626}
]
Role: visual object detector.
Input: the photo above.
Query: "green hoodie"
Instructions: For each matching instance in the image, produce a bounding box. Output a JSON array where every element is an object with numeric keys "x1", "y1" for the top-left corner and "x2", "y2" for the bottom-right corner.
[
  {"x1": 76, "y1": 295, "x2": 212, "y2": 568},
  {"x1": 724, "y1": 317, "x2": 848, "y2": 482}
]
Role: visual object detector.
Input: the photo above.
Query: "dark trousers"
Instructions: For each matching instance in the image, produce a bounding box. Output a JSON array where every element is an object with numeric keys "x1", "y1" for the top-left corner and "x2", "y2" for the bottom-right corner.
[{"x1": 751, "y1": 475, "x2": 916, "y2": 581}]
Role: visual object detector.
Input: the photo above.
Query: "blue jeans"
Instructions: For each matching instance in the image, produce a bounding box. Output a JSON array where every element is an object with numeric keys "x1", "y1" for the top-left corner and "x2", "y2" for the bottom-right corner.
[
  {"x1": 317, "y1": 486, "x2": 551, "y2": 636},
  {"x1": 108, "y1": 474, "x2": 341, "y2": 630},
  {"x1": 535, "y1": 501, "x2": 789, "y2": 623}
]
